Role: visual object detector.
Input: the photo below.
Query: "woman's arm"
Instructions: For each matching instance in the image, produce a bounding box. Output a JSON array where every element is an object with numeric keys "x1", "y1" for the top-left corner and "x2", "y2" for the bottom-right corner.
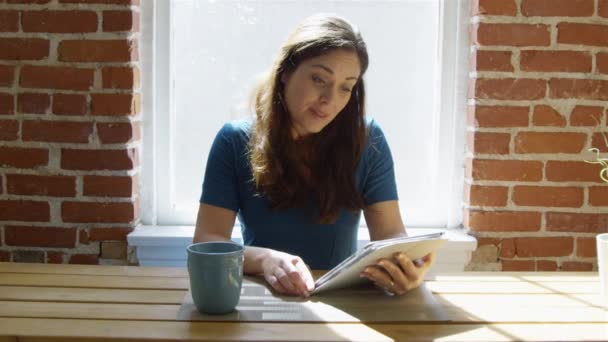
[
  {"x1": 363, "y1": 200, "x2": 407, "y2": 240},
  {"x1": 362, "y1": 200, "x2": 435, "y2": 295},
  {"x1": 193, "y1": 203, "x2": 314, "y2": 296}
]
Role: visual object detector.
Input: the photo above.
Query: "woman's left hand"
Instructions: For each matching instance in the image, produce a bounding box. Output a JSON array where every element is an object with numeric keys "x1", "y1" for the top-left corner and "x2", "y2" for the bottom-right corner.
[{"x1": 360, "y1": 252, "x2": 435, "y2": 295}]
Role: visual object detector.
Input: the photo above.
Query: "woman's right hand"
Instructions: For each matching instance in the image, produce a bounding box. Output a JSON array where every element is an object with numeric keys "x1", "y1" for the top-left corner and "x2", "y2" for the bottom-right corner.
[{"x1": 261, "y1": 250, "x2": 315, "y2": 297}]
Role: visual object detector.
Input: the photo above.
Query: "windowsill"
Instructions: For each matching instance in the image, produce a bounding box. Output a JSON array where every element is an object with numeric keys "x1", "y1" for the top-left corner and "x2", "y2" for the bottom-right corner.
[{"x1": 127, "y1": 225, "x2": 477, "y2": 277}]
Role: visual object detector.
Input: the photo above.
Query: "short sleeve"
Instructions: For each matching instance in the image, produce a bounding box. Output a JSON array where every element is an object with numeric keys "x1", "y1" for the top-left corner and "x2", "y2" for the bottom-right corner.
[
  {"x1": 361, "y1": 120, "x2": 399, "y2": 205},
  {"x1": 199, "y1": 123, "x2": 241, "y2": 212}
]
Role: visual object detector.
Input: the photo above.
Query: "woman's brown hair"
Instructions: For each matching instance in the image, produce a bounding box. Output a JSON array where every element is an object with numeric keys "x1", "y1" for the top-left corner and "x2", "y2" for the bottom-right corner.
[{"x1": 249, "y1": 13, "x2": 369, "y2": 224}]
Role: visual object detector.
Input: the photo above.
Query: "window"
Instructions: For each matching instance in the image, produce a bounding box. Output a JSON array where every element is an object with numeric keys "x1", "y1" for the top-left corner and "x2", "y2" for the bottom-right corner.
[{"x1": 140, "y1": 0, "x2": 469, "y2": 229}]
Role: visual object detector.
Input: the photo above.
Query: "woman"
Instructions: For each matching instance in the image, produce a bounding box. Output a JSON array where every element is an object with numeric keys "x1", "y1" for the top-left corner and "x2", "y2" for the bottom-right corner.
[{"x1": 194, "y1": 13, "x2": 435, "y2": 297}]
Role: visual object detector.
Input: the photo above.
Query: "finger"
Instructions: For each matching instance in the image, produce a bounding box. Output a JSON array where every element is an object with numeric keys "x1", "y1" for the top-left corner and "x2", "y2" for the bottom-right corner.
[
  {"x1": 293, "y1": 258, "x2": 315, "y2": 293},
  {"x1": 265, "y1": 274, "x2": 288, "y2": 294},
  {"x1": 376, "y1": 259, "x2": 409, "y2": 294},
  {"x1": 362, "y1": 265, "x2": 392, "y2": 288},
  {"x1": 273, "y1": 268, "x2": 299, "y2": 295},
  {"x1": 279, "y1": 258, "x2": 309, "y2": 296},
  {"x1": 393, "y1": 253, "x2": 418, "y2": 280},
  {"x1": 421, "y1": 252, "x2": 436, "y2": 269}
]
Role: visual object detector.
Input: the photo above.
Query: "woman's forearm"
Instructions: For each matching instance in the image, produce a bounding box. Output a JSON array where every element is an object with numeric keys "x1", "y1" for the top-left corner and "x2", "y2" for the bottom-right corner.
[{"x1": 193, "y1": 232, "x2": 272, "y2": 276}]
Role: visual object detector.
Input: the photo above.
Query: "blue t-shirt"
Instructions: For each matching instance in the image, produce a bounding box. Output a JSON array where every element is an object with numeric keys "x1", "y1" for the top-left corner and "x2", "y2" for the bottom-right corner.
[{"x1": 200, "y1": 119, "x2": 398, "y2": 269}]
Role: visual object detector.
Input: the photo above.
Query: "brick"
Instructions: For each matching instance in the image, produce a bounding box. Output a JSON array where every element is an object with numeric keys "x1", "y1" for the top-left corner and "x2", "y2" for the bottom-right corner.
[
  {"x1": 102, "y1": 67, "x2": 139, "y2": 89},
  {"x1": 60, "y1": 0, "x2": 139, "y2": 4},
  {"x1": 0, "y1": 147, "x2": 48, "y2": 168},
  {"x1": 514, "y1": 132, "x2": 586, "y2": 153},
  {"x1": 549, "y1": 78, "x2": 608, "y2": 100},
  {"x1": 469, "y1": 106, "x2": 529, "y2": 128},
  {"x1": 466, "y1": 210, "x2": 541, "y2": 232},
  {"x1": 52, "y1": 93, "x2": 88, "y2": 116},
  {"x1": 13, "y1": 250, "x2": 44, "y2": 263},
  {"x1": 0, "y1": 200, "x2": 50, "y2": 221},
  {"x1": 101, "y1": 241, "x2": 127, "y2": 259},
  {"x1": 536, "y1": 260, "x2": 558, "y2": 271},
  {"x1": 516, "y1": 237, "x2": 573, "y2": 257},
  {"x1": 591, "y1": 132, "x2": 608, "y2": 151},
  {"x1": 570, "y1": 105, "x2": 603, "y2": 126},
  {"x1": 90, "y1": 227, "x2": 133, "y2": 241},
  {"x1": 470, "y1": 159, "x2": 543, "y2": 181},
  {"x1": 22, "y1": 120, "x2": 93, "y2": 143},
  {"x1": 512, "y1": 186, "x2": 583, "y2": 207},
  {"x1": 589, "y1": 186, "x2": 608, "y2": 206},
  {"x1": 546, "y1": 212, "x2": 608, "y2": 233},
  {"x1": 546, "y1": 161, "x2": 606, "y2": 182},
  {"x1": 103, "y1": 10, "x2": 139, "y2": 32},
  {"x1": 0, "y1": 38, "x2": 49, "y2": 60},
  {"x1": 79, "y1": 229, "x2": 89, "y2": 244},
  {"x1": 47, "y1": 251, "x2": 64, "y2": 264},
  {"x1": 62, "y1": 201, "x2": 135, "y2": 223},
  {"x1": 577, "y1": 237, "x2": 597, "y2": 258},
  {"x1": 61, "y1": 148, "x2": 137, "y2": 170},
  {"x1": 5, "y1": 226, "x2": 76, "y2": 247},
  {"x1": 522, "y1": 0, "x2": 593, "y2": 16},
  {"x1": 475, "y1": 23, "x2": 550, "y2": 46},
  {"x1": 0, "y1": 120, "x2": 18, "y2": 140},
  {"x1": 473, "y1": 78, "x2": 546, "y2": 100},
  {"x1": 69, "y1": 254, "x2": 98, "y2": 265},
  {"x1": 473, "y1": 50, "x2": 513, "y2": 72},
  {"x1": 467, "y1": 131, "x2": 510, "y2": 154},
  {"x1": 0, "y1": 251, "x2": 10, "y2": 262},
  {"x1": 22, "y1": 11, "x2": 97, "y2": 33},
  {"x1": 520, "y1": 50, "x2": 591, "y2": 73},
  {"x1": 0, "y1": 93, "x2": 14, "y2": 114},
  {"x1": 466, "y1": 185, "x2": 508, "y2": 207},
  {"x1": 0, "y1": 65, "x2": 14, "y2": 87},
  {"x1": 601, "y1": 0, "x2": 608, "y2": 18},
  {"x1": 59, "y1": 40, "x2": 138, "y2": 62},
  {"x1": 558, "y1": 23, "x2": 608, "y2": 47},
  {"x1": 598, "y1": 53, "x2": 608, "y2": 74},
  {"x1": 0, "y1": 10, "x2": 18, "y2": 32},
  {"x1": 7, "y1": 174, "x2": 76, "y2": 197},
  {"x1": 97, "y1": 121, "x2": 140, "y2": 143},
  {"x1": 91, "y1": 93, "x2": 140, "y2": 116},
  {"x1": 561, "y1": 262, "x2": 593, "y2": 271},
  {"x1": 20, "y1": 65, "x2": 94, "y2": 91},
  {"x1": 502, "y1": 260, "x2": 535, "y2": 271},
  {"x1": 17, "y1": 93, "x2": 50, "y2": 114},
  {"x1": 7, "y1": 0, "x2": 51, "y2": 3},
  {"x1": 499, "y1": 239, "x2": 516, "y2": 258},
  {"x1": 532, "y1": 105, "x2": 566, "y2": 127},
  {"x1": 473, "y1": 0, "x2": 517, "y2": 16},
  {"x1": 83, "y1": 175, "x2": 134, "y2": 197}
]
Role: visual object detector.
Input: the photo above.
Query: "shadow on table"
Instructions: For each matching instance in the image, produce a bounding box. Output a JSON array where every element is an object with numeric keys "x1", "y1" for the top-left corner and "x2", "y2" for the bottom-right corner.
[{"x1": 177, "y1": 275, "x2": 502, "y2": 341}]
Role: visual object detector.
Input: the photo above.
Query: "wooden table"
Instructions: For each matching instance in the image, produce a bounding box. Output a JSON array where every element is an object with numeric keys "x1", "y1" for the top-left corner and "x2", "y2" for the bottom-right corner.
[{"x1": 0, "y1": 262, "x2": 607, "y2": 341}]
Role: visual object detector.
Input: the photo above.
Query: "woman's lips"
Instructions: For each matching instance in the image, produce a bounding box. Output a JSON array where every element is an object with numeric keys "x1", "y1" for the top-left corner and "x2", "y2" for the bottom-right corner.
[{"x1": 310, "y1": 108, "x2": 329, "y2": 119}]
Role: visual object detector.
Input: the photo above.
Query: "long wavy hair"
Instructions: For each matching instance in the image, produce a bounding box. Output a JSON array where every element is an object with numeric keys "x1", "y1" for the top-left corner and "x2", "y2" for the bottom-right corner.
[{"x1": 249, "y1": 14, "x2": 369, "y2": 224}]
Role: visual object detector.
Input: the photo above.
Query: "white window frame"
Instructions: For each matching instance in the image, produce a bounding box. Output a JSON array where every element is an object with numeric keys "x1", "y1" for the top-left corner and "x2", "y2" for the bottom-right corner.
[{"x1": 139, "y1": 0, "x2": 470, "y2": 230}]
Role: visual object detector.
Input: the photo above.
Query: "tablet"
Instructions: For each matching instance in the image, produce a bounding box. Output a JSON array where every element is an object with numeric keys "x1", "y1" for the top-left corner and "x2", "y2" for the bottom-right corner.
[{"x1": 312, "y1": 232, "x2": 447, "y2": 294}]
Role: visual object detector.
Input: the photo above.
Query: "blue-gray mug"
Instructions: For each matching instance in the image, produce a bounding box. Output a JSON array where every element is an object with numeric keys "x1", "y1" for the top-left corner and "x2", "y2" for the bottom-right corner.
[{"x1": 186, "y1": 241, "x2": 244, "y2": 314}]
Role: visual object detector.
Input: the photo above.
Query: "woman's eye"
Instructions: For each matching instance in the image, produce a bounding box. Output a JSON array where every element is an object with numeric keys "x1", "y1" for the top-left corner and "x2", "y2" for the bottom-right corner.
[
  {"x1": 312, "y1": 75, "x2": 325, "y2": 84},
  {"x1": 341, "y1": 87, "x2": 352, "y2": 93}
]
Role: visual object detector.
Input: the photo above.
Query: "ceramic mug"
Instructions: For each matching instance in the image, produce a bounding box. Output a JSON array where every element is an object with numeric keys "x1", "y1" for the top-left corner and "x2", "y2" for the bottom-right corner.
[{"x1": 187, "y1": 241, "x2": 244, "y2": 314}]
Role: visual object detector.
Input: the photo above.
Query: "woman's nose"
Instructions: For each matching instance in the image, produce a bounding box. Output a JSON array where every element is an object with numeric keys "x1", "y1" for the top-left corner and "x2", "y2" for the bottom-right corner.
[{"x1": 320, "y1": 87, "x2": 334, "y2": 104}]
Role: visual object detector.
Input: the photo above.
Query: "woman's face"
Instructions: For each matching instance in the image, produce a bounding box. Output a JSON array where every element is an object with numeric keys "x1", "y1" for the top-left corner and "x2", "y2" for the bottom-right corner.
[{"x1": 281, "y1": 49, "x2": 361, "y2": 138}]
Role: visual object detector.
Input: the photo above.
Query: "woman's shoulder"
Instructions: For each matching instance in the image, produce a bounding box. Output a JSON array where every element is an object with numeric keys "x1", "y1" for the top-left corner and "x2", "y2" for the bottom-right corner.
[
  {"x1": 217, "y1": 118, "x2": 253, "y2": 143},
  {"x1": 365, "y1": 117, "x2": 388, "y2": 141},
  {"x1": 220, "y1": 118, "x2": 253, "y2": 136}
]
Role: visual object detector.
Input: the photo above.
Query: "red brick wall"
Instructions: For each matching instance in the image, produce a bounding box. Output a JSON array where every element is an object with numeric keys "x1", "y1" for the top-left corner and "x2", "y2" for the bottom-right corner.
[
  {"x1": 0, "y1": 0, "x2": 140, "y2": 264},
  {"x1": 466, "y1": 0, "x2": 608, "y2": 271}
]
